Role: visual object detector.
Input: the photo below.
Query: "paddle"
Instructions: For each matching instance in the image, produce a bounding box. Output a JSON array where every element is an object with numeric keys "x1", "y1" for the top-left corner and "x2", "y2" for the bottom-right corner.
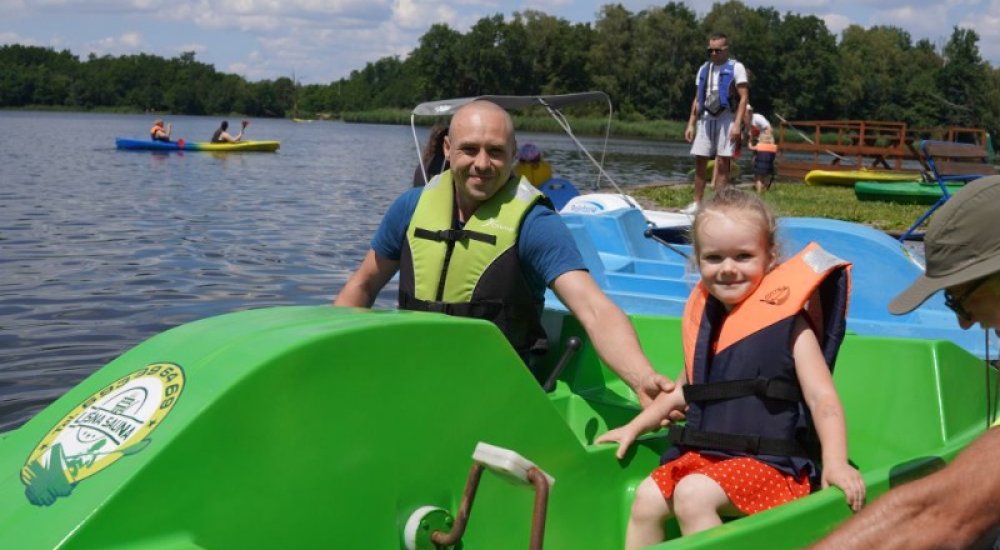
[{"x1": 176, "y1": 138, "x2": 185, "y2": 149}]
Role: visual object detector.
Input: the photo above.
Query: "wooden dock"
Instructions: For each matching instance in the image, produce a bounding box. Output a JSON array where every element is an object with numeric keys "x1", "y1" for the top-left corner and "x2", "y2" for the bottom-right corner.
[{"x1": 775, "y1": 120, "x2": 989, "y2": 180}]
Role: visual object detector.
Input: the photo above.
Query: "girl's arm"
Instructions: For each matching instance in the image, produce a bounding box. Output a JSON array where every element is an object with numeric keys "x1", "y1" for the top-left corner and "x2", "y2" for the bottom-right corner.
[
  {"x1": 596, "y1": 371, "x2": 689, "y2": 459},
  {"x1": 792, "y1": 316, "x2": 866, "y2": 512}
]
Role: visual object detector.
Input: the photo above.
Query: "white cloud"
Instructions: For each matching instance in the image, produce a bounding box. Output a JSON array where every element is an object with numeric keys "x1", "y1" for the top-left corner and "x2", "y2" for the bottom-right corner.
[
  {"x1": 820, "y1": 13, "x2": 852, "y2": 36},
  {"x1": 393, "y1": 0, "x2": 457, "y2": 29},
  {"x1": 0, "y1": 0, "x2": 28, "y2": 13},
  {"x1": 0, "y1": 31, "x2": 33, "y2": 45},
  {"x1": 176, "y1": 42, "x2": 207, "y2": 53},
  {"x1": 84, "y1": 31, "x2": 144, "y2": 55},
  {"x1": 871, "y1": 5, "x2": 944, "y2": 37}
]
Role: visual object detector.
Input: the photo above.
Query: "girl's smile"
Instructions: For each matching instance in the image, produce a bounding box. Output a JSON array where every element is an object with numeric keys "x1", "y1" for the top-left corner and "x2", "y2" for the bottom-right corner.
[{"x1": 695, "y1": 210, "x2": 775, "y2": 310}]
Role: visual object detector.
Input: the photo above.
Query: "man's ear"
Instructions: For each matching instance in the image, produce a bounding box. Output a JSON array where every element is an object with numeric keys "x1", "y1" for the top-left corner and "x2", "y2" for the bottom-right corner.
[{"x1": 443, "y1": 135, "x2": 452, "y2": 157}]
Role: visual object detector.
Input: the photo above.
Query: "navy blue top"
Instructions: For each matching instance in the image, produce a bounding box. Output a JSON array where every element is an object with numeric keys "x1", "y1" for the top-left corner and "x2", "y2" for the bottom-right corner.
[{"x1": 372, "y1": 187, "x2": 586, "y2": 301}]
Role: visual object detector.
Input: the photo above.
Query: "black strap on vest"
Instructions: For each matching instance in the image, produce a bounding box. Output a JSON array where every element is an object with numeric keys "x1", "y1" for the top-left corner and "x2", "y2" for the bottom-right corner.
[
  {"x1": 414, "y1": 227, "x2": 497, "y2": 245},
  {"x1": 682, "y1": 377, "x2": 803, "y2": 404},
  {"x1": 399, "y1": 292, "x2": 503, "y2": 318},
  {"x1": 668, "y1": 426, "x2": 809, "y2": 457}
]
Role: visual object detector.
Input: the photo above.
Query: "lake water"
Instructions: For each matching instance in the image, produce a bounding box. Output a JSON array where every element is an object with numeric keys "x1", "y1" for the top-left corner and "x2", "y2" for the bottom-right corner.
[{"x1": 0, "y1": 110, "x2": 696, "y2": 431}]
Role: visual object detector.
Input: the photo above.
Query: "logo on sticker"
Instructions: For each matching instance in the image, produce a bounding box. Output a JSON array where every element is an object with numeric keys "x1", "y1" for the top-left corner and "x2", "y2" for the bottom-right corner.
[{"x1": 20, "y1": 363, "x2": 185, "y2": 506}]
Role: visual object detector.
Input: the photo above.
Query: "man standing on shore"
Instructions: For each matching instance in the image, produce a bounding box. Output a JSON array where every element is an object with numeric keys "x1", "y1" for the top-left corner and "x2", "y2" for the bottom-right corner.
[{"x1": 682, "y1": 33, "x2": 749, "y2": 214}]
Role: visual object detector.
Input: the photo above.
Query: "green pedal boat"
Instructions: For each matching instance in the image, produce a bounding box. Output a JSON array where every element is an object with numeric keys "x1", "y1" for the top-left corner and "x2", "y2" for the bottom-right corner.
[{"x1": 0, "y1": 306, "x2": 992, "y2": 548}]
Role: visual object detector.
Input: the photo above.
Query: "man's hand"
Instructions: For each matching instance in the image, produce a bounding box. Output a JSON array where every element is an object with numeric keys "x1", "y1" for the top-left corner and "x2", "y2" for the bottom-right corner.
[{"x1": 635, "y1": 372, "x2": 674, "y2": 408}]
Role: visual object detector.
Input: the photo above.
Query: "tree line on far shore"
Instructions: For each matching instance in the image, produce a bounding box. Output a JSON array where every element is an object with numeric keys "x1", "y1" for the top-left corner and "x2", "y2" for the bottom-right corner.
[{"x1": 2, "y1": 1, "x2": 999, "y2": 137}]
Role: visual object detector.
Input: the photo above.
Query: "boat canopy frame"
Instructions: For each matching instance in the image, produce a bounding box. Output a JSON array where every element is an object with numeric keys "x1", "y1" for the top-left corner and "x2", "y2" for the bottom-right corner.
[{"x1": 410, "y1": 92, "x2": 633, "y2": 202}]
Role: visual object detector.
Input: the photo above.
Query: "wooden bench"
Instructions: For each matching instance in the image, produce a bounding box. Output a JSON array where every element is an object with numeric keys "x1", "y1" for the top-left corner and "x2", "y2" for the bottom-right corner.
[{"x1": 898, "y1": 140, "x2": 998, "y2": 241}]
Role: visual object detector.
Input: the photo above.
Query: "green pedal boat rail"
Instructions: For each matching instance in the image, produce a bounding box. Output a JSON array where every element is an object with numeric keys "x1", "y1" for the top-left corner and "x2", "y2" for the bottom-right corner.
[{"x1": 0, "y1": 306, "x2": 992, "y2": 548}]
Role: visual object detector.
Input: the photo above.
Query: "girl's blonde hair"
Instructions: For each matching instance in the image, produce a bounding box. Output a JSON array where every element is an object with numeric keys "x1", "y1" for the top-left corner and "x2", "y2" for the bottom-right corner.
[{"x1": 691, "y1": 186, "x2": 779, "y2": 262}]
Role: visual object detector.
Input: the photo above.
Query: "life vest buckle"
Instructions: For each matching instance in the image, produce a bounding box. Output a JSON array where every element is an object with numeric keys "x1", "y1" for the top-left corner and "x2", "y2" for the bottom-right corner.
[{"x1": 426, "y1": 302, "x2": 449, "y2": 314}]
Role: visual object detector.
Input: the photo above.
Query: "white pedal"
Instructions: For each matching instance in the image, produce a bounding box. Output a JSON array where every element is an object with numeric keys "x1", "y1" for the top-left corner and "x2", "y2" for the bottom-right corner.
[{"x1": 472, "y1": 442, "x2": 555, "y2": 488}]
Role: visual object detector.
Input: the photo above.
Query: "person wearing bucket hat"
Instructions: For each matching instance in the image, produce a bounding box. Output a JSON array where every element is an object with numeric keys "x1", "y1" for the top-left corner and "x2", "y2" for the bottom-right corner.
[{"x1": 814, "y1": 175, "x2": 1000, "y2": 549}]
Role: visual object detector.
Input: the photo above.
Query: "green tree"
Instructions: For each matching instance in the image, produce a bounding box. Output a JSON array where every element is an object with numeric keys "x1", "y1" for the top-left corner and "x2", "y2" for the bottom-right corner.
[
  {"x1": 630, "y1": 3, "x2": 701, "y2": 119},
  {"x1": 408, "y1": 23, "x2": 464, "y2": 100},
  {"x1": 588, "y1": 4, "x2": 637, "y2": 114},
  {"x1": 768, "y1": 14, "x2": 838, "y2": 119},
  {"x1": 515, "y1": 11, "x2": 594, "y2": 96},
  {"x1": 834, "y1": 26, "x2": 916, "y2": 121},
  {"x1": 936, "y1": 27, "x2": 989, "y2": 128}
]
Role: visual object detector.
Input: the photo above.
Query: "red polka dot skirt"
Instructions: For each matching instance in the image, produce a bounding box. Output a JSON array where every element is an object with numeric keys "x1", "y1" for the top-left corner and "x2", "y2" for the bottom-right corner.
[{"x1": 650, "y1": 451, "x2": 811, "y2": 515}]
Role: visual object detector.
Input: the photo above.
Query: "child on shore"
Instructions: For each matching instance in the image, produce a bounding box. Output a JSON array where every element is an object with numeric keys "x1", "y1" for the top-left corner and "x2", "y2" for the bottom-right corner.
[
  {"x1": 597, "y1": 187, "x2": 865, "y2": 549},
  {"x1": 750, "y1": 132, "x2": 778, "y2": 194}
]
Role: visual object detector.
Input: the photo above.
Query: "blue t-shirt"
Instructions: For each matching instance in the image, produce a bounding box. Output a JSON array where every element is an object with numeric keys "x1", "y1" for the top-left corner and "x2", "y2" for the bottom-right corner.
[{"x1": 372, "y1": 187, "x2": 586, "y2": 301}]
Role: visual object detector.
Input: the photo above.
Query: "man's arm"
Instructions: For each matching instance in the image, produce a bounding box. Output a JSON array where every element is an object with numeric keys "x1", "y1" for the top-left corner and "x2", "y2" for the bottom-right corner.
[
  {"x1": 333, "y1": 249, "x2": 400, "y2": 308},
  {"x1": 550, "y1": 270, "x2": 673, "y2": 406},
  {"x1": 730, "y1": 82, "x2": 749, "y2": 140},
  {"x1": 813, "y1": 428, "x2": 1000, "y2": 549},
  {"x1": 685, "y1": 96, "x2": 699, "y2": 143}
]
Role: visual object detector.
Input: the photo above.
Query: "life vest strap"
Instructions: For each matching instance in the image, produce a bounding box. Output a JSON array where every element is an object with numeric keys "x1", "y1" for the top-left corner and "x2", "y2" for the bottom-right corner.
[
  {"x1": 667, "y1": 426, "x2": 809, "y2": 457},
  {"x1": 414, "y1": 227, "x2": 497, "y2": 245},
  {"x1": 399, "y1": 292, "x2": 503, "y2": 318},
  {"x1": 682, "y1": 377, "x2": 802, "y2": 403}
]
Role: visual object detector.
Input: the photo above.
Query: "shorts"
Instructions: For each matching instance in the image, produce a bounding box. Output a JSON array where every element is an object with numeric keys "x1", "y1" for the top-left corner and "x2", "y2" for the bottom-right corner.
[
  {"x1": 690, "y1": 113, "x2": 738, "y2": 158},
  {"x1": 753, "y1": 151, "x2": 776, "y2": 176},
  {"x1": 650, "y1": 451, "x2": 811, "y2": 515}
]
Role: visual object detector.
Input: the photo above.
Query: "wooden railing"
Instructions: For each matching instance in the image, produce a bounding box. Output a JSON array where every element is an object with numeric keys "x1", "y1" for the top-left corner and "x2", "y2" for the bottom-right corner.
[{"x1": 775, "y1": 120, "x2": 990, "y2": 180}]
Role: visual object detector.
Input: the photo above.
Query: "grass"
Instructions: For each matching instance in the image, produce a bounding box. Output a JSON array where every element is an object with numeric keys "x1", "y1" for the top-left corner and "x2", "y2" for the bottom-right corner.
[{"x1": 631, "y1": 181, "x2": 930, "y2": 233}]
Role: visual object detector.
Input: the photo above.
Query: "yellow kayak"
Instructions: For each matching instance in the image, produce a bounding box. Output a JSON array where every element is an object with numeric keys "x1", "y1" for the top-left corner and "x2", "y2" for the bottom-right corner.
[
  {"x1": 804, "y1": 169, "x2": 922, "y2": 186},
  {"x1": 192, "y1": 140, "x2": 280, "y2": 152}
]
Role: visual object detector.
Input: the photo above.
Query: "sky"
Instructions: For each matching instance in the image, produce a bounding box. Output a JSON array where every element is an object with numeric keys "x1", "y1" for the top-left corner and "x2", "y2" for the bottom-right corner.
[{"x1": 3, "y1": 0, "x2": 1000, "y2": 85}]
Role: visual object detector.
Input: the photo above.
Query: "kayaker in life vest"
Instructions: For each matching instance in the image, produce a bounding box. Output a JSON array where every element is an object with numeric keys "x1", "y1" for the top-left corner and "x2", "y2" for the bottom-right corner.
[
  {"x1": 334, "y1": 100, "x2": 674, "y2": 404},
  {"x1": 150, "y1": 119, "x2": 171, "y2": 142},
  {"x1": 211, "y1": 120, "x2": 248, "y2": 143},
  {"x1": 680, "y1": 33, "x2": 750, "y2": 215},
  {"x1": 597, "y1": 187, "x2": 864, "y2": 549}
]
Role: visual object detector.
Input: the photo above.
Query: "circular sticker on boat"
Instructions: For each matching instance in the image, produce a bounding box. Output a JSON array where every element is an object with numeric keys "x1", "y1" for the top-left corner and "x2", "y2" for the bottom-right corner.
[{"x1": 20, "y1": 363, "x2": 185, "y2": 506}]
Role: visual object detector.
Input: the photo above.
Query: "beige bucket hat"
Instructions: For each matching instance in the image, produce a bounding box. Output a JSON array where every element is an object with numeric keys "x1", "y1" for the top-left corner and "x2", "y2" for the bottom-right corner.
[{"x1": 890, "y1": 175, "x2": 1000, "y2": 314}]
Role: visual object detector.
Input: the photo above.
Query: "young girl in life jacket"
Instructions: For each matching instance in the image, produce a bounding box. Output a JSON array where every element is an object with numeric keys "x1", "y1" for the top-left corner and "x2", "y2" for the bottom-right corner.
[{"x1": 597, "y1": 187, "x2": 865, "y2": 549}]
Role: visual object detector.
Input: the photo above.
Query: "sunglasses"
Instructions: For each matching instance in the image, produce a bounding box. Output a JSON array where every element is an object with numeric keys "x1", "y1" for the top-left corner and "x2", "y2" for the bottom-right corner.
[
  {"x1": 943, "y1": 277, "x2": 989, "y2": 320},
  {"x1": 707, "y1": 47, "x2": 728, "y2": 54}
]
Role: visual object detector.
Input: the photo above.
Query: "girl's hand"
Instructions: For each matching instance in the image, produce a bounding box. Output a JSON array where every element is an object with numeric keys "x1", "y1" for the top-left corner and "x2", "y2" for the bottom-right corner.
[
  {"x1": 822, "y1": 462, "x2": 866, "y2": 512},
  {"x1": 635, "y1": 372, "x2": 674, "y2": 408},
  {"x1": 595, "y1": 426, "x2": 640, "y2": 460}
]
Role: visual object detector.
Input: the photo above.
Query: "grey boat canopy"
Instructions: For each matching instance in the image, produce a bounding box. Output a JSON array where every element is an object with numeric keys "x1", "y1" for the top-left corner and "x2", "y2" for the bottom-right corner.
[{"x1": 411, "y1": 92, "x2": 611, "y2": 117}]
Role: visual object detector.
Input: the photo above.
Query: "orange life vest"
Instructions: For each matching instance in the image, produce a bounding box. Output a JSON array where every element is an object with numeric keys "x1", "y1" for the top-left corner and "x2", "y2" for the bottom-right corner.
[{"x1": 666, "y1": 242, "x2": 852, "y2": 478}]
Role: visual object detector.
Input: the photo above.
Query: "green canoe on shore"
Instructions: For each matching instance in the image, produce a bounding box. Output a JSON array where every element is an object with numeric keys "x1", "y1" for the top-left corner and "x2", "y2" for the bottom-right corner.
[
  {"x1": 855, "y1": 180, "x2": 964, "y2": 205},
  {"x1": 0, "y1": 306, "x2": 992, "y2": 548}
]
